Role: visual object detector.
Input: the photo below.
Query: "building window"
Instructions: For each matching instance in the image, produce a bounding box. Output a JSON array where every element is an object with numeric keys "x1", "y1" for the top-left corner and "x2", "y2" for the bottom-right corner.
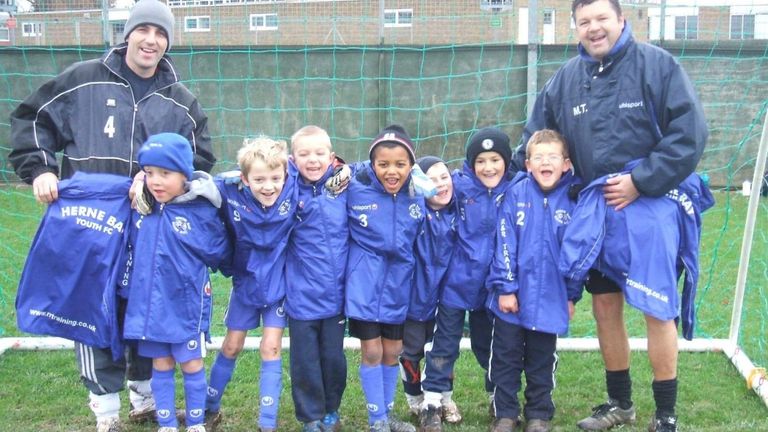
[
  {"x1": 184, "y1": 16, "x2": 211, "y2": 32},
  {"x1": 22, "y1": 22, "x2": 43, "y2": 37},
  {"x1": 674, "y1": 15, "x2": 697, "y2": 40},
  {"x1": 730, "y1": 14, "x2": 755, "y2": 39},
  {"x1": 384, "y1": 8, "x2": 412, "y2": 27},
  {"x1": 543, "y1": 10, "x2": 553, "y2": 25},
  {"x1": 250, "y1": 13, "x2": 278, "y2": 31},
  {"x1": 0, "y1": 26, "x2": 9, "y2": 42},
  {"x1": 481, "y1": 0, "x2": 512, "y2": 12}
]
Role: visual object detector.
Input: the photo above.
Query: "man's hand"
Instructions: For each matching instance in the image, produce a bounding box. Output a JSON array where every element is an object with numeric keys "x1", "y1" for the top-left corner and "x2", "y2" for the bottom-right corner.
[
  {"x1": 603, "y1": 173, "x2": 639, "y2": 211},
  {"x1": 32, "y1": 172, "x2": 59, "y2": 203},
  {"x1": 498, "y1": 293, "x2": 519, "y2": 314}
]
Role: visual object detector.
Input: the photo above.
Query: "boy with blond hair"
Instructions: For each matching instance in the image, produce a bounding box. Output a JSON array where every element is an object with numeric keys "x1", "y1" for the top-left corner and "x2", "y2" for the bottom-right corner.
[
  {"x1": 285, "y1": 125, "x2": 348, "y2": 432},
  {"x1": 206, "y1": 136, "x2": 297, "y2": 432},
  {"x1": 486, "y1": 129, "x2": 581, "y2": 432}
]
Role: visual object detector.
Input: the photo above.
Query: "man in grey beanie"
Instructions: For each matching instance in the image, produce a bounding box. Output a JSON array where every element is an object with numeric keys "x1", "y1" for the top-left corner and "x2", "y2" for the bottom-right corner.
[{"x1": 9, "y1": 1, "x2": 213, "y2": 431}]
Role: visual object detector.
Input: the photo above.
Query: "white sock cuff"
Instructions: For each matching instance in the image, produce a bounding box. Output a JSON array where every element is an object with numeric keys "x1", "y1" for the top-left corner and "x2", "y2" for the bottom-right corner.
[
  {"x1": 441, "y1": 390, "x2": 454, "y2": 403},
  {"x1": 127, "y1": 379, "x2": 153, "y2": 396},
  {"x1": 423, "y1": 390, "x2": 442, "y2": 408},
  {"x1": 89, "y1": 391, "x2": 120, "y2": 419}
]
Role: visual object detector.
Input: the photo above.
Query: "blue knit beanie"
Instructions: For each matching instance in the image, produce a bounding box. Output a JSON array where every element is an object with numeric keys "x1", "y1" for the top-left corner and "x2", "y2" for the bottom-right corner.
[
  {"x1": 138, "y1": 133, "x2": 194, "y2": 179},
  {"x1": 123, "y1": 0, "x2": 175, "y2": 52}
]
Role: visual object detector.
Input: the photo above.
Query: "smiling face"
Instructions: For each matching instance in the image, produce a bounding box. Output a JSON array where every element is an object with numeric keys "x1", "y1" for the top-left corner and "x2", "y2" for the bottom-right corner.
[
  {"x1": 525, "y1": 141, "x2": 572, "y2": 192},
  {"x1": 425, "y1": 162, "x2": 453, "y2": 210},
  {"x1": 372, "y1": 144, "x2": 412, "y2": 194},
  {"x1": 143, "y1": 165, "x2": 186, "y2": 203},
  {"x1": 125, "y1": 24, "x2": 168, "y2": 78},
  {"x1": 292, "y1": 133, "x2": 335, "y2": 183},
  {"x1": 242, "y1": 160, "x2": 286, "y2": 207},
  {"x1": 473, "y1": 151, "x2": 506, "y2": 189},
  {"x1": 574, "y1": 0, "x2": 625, "y2": 61}
]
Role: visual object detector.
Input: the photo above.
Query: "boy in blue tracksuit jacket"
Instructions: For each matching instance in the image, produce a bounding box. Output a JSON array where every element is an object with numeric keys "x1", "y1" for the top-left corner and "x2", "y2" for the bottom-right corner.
[
  {"x1": 346, "y1": 125, "x2": 425, "y2": 432},
  {"x1": 285, "y1": 125, "x2": 348, "y2": 432},
  {"x1": 486, "y1": 129, "x2": 582, "y2": 432},
  {"x1": 419, "y1": 127, "x2": 514, "y2": 430},
  {"x1": 206, "y1": 137, "x2": 297, "y2": 432},
  {"x1": 122, "y1": 133, "x2": 230, "y2": 432},
  {"x1": 399, "y1": 156, "x2": 462, "y2": 423}
]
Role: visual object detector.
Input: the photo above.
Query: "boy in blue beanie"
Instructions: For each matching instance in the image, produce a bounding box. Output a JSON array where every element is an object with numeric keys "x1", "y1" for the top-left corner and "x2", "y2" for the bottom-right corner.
[{"x1": 123, "y1": 133, "x2": 230, "y2": 432}]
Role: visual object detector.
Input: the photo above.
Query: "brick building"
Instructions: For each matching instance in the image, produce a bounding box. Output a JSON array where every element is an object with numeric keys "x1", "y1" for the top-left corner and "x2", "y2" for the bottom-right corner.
[{"x1": 2, "y1": 0, "x2": 766, "y2": 47}]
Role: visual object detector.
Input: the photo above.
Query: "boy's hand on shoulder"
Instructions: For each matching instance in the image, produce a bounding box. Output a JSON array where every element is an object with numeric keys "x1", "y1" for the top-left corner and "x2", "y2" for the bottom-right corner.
[
  {"x1": 325, "y1": 164, "x2": 351, "y2": 195},
  {"x1": 498, "y1": 293, "x2": 518, "y2": 314}
]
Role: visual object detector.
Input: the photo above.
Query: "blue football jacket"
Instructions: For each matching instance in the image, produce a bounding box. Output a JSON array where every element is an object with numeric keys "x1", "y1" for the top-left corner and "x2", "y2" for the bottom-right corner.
[
  {"x1": 345, "y1": 163, "x2": 426, "y2": 324},
  {"x1": 559, "y1": 161, "x2": 714, "y2": 339},
  {"x1": 486, "y1": 171, "x2": 581, "y2": 336},
  {"x1": 286, "y1": 162, "x2": 348, "y2": 320},
  {"x1": 409, "y1": 200, "x2": 456, "y2": 321},
  {"x1": 440, "y1": 162, "x2": 514, "y2": 311},
  {"x1": 217, "y1": 174, "x2": 297, "y2": 308},
  {"x1": 123, "y1": 172, "x2": 230, "y2": 344},
  {"x1": 17, "y1": 172, "x2": 131, "y2": 356}
]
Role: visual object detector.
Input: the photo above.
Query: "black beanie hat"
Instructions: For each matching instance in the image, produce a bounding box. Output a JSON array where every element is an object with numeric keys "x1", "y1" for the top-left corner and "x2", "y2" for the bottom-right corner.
[
  {"x1": 369, "y1": 124, "x2": 416, "y2": 163},
  {"x1": 465, "y1": 127, "x2": 512, "y2": 170},
  {"x1": 416, "y1": 155, "x2": 444, "y2": 174}
]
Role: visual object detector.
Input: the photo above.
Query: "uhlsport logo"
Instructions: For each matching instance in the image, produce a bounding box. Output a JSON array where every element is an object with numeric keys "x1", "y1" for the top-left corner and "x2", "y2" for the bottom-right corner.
[
  {"x1": 172, "y1": 216, "x2": 191, "y2": 235},
  {"x1": 157, "y1": 409, "x2": 172, "y2": 419},
  {"x1": 189, "y1": 409, "x2": 204, "y2": 419},
  {"x1": 187, "y1": 339, "x2": 198, "y2": 351},
  {"x1": 409, "y1": 203, "x2": 422, "y2": 220},
  {"x1": 262, "y1": 396, "x2": 275, "y2": 406},
  {"x1": 482, "y1": 138, "x2": 494, "y2": 150},
  {"x1": 276, "y1": 304, "x2": 286, "y2": 318},
  {"x1": 278, "y1": 199, "x2": 292, "y2": 216},
  {"x1": 367, "y1": 403, "x2": 379, "y2": 413},
  {"x1": 207, "y1": 387, "x2": 219, "y2": 397}
]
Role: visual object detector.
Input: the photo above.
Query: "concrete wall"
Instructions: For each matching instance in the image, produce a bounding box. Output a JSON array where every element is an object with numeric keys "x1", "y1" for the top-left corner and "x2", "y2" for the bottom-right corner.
[{"x1": 1, "y1": 42, "x2": 765, "y2": 187}]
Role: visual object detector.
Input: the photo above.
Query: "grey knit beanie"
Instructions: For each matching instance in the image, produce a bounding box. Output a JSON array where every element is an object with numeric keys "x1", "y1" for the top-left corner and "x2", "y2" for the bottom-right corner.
[{"x1": 123, "y1": 0, "x2": 174, "y2": 52}]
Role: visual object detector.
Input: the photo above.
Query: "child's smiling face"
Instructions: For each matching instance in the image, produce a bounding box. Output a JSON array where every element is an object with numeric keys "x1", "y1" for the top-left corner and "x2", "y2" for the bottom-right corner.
[
  {"x1": 426, "y1": 162, "x2": 453, "y2": 210},
  {"x1": 525, "y1": 141, "x2": 571, "y2": 192},
  {"x1": 241, "y1": 159, "x2": 286, "y2": 207},
  {"x1": 373, "y1": 145, "x2": 412, "y2": 194},
  {"x1": 473, "y1": 151, "x2": 505, "y2": 189},
  {"x1": 292, "y1": 134, "x2": 334, "y2": 183}
]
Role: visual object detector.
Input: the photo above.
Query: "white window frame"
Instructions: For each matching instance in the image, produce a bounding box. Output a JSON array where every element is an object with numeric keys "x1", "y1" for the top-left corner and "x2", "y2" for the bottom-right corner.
[
  {"x1": 184, "y1": 16, "x2": 211, "y2": 32},
  {"x1": 648, "y1": 7, "x2": 698, "y2": 41},
  {"x1": 250, "y1": 13, "x2": 278, "y2": 31},
  {"x1": 0, "y1": 26, "x2": 9, "y2": 42},
  {"x1": 383, "y1": 8, "x2": 413, "y2": 28},
  {"x1": 22, "y1": 22, "x2": 43, "y2": 37},
  {"x1": 674, "y1": 15, "x2": 698, "y2": 40},
  {"x1": 731, "y1": 5, "x2": 768, "y2": 40}
]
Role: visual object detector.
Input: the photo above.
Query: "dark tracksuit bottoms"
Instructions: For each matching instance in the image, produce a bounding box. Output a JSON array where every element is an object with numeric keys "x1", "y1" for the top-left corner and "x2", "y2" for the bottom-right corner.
[
  {"x1": 489, "y1": 317, "x2": 558, "y2": 421},
  {"x1": 423, "y1": 303, "x2": 494, "y2": 394},
  {"x1": 289, "y1": 314, "x2": 348, "y2": 422}
]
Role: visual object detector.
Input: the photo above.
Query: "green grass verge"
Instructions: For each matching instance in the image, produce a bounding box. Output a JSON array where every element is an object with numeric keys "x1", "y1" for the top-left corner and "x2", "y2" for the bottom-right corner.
[{"x1": 0, "y1": 349, "x2": 766, "y2": 431}]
